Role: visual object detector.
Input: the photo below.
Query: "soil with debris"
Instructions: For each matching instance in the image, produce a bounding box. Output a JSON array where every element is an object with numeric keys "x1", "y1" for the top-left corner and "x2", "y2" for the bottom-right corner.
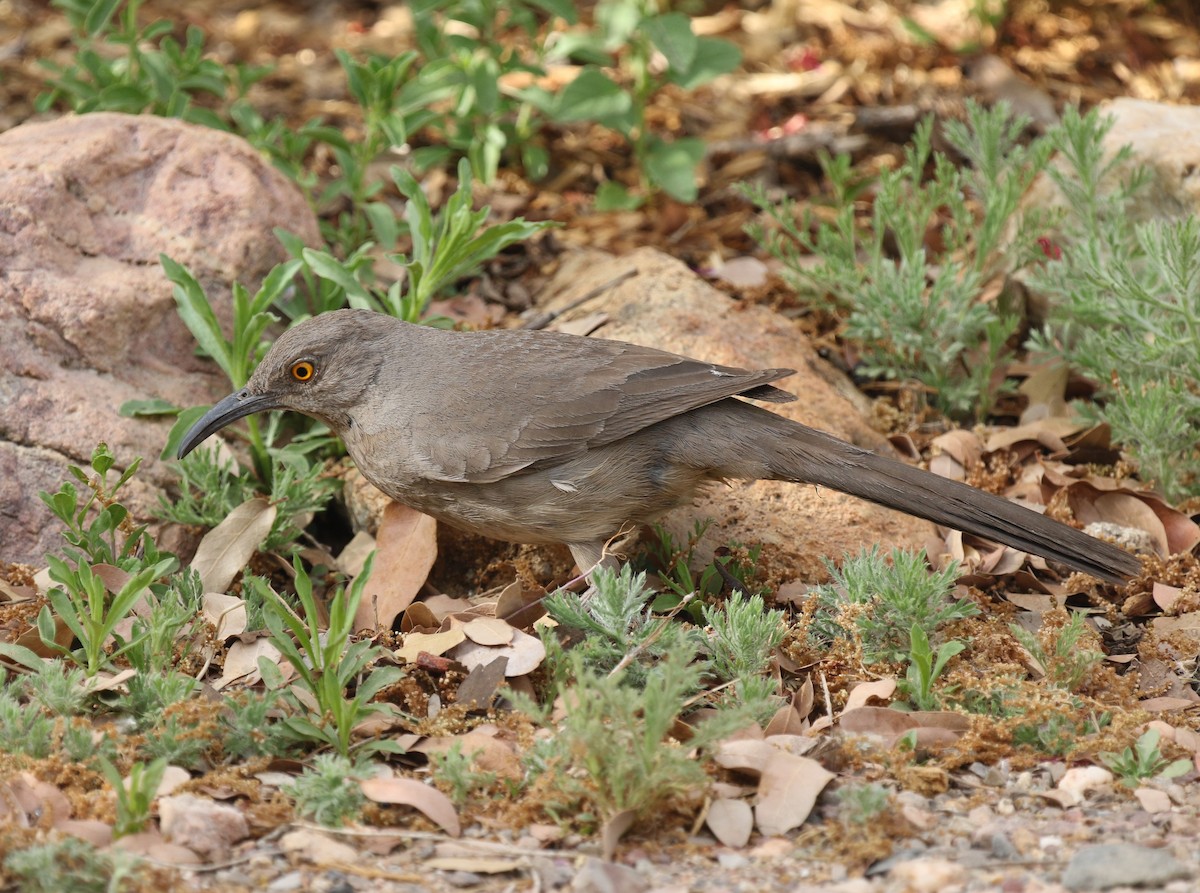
[{"x1": 3, "y1": 1, "x2": 1200, "y2": 891}]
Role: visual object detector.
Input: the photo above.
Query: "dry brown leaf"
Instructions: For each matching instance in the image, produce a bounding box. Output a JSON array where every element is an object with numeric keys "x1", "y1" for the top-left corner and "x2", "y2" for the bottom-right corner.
[
  {"x1": 359, "y1": 775, "x2": 461, "y2": 837},
  {"x1": 460, "y1": 617, "x2": 514, "y2": 646},
  {"x1": 335, "y1": 530, "x2": 376, "y2": 577},
  {"x1": 395, "y1": 629, "x2": 466, "y2": 664},
  {"x1": 1090, "y1": 493, "x2": 1169, "y2": 556},
  {"x1": 2, "y1": 773, "x2": 72, "y2": 827},
  {"x1": 1017, "y1": 362, "x2": 1071, "y2": 420},
  {"x1": 754, "y1": 751, "x2": 833, "y2": 836},
  {"x1": 930, "y1": 429, "x2": 984, "y2": 469},
  {"x1": 985, "y1": 419, "x2": 1077, "y2": 453},
  {"x1": 190, "y1": 497, "x2": 277, "y2": 594},
  {"x1": 213, "y1": 637, "x2": 282, "y2": 690},
  {"x1": 401, "y1": 602, "x2": 440, "y2": 632},
  {"x1": 763, "y1": 734, "x2": 820, "y2": 757},
  {"x1": 706, "y1": 798, "x2": 753, "y2": 848},
  {"x1": 356, "y1": 502, "x2": 438, "y2": 632},
  {"x1": 843, "y1": 679, "x2": 897, "y2": 711},
  {"x1": 454, "y1": 657, "x2": 510, "y2": 710},
  {"x1": 87, "y1": 668, "x2": 137, "y2": 693},
  {"x1": 763, "y1": 700, "x2": 808, "y2": 736},
  {"x1": 52, "y1": 818, "x2": 112, "y2": 847},
  {"x1": 449, "y1": 628, "x2": 545, "y2": 676},
  {"x1": 91, "y1": 563, "x2": 131, "y2": 594},
  {"x1": 1153, "y1": 583, "x2": 1185, "y2": 613},
  {"x1": 839, "y1": 706, "x2": 917, "y2": 737},
  {"x1": 601, "y1": 808, "x2": 637, "y2": 861},
  {"x1": 1140, "y1": 696, "x2": 1198, "y2": 712},
  {"x1": 415, "y1": 728, "x2": 522, "y2": 780},
  {"x1": 714, "y1": 738, "x2": 775, "y2": 776},
  {"x1": 495, "y1": 579, "x2": 548, "y2": 628},
  {"x1": 202, "y1": 593, "x2": 247, "y2": 639}
]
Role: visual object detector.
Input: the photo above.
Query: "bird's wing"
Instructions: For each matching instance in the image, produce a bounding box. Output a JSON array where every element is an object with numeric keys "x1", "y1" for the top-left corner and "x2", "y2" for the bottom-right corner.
[{"x1": 407, "y1": 331, "x2": 795, "y2": 483}]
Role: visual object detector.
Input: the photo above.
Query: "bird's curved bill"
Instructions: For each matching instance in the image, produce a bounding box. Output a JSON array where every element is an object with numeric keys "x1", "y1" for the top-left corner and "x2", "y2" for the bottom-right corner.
[{"x1": 177, "y1": 389, "x2": 282, "y2": 459}]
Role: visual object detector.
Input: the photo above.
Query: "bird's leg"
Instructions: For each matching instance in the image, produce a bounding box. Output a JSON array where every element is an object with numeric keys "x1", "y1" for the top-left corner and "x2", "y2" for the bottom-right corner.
[{"x1": 568, "y1": 540, "x2": 622, "y2": 603}]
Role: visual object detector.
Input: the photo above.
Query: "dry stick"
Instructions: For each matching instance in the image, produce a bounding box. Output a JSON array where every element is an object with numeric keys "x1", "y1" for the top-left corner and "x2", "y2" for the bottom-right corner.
[
  {"x1": 706, "y1": 105, "x2": 925, "y2": 161},
  {"x1": 820, "y1": 670, "x2": 834, "y2": 727},
  {"x1": 521, "y1": 268, "x2": 638, "y2": 330}
]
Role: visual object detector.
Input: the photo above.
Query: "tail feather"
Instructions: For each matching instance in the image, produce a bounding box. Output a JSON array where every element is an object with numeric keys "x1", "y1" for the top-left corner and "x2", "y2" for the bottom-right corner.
[{"x1": 774, "y1": 425, "x2": 1143, "y2": 584}]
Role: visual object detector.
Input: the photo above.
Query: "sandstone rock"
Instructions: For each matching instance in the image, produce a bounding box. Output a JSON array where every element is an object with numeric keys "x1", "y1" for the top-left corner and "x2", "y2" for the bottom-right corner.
[
  {"x1": 539, "y1": 247, "x2": 930, "y2": 581},
  {"x1": 0, "y1": 112, "x2": 320, "y2": 565}
]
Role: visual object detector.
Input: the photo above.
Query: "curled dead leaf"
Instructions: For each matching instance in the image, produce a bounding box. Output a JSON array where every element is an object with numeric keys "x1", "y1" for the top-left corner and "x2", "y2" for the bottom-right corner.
[{"x1": 359, "y1": 776, "x2": 461, "y2": 837}]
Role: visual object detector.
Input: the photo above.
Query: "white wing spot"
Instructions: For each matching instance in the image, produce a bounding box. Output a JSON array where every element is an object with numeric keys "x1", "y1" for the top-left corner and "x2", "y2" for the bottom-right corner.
[
  {"x1": 551, "y1": 479, "x2": 579, "y2": 493},
  {"x1": 710, "y1": 368, "x2": 733, "y2": 377}
]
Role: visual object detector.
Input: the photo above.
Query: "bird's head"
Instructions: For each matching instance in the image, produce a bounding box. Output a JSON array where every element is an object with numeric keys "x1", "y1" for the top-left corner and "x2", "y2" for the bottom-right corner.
[{"x1": 177, "y1": 309, "x2": 392, "y2": 458}]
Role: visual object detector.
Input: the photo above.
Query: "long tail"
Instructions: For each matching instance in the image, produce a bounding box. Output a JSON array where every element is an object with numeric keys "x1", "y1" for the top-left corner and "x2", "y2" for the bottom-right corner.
[{"x1": 770, "y1": 423, "x2": 1143, "y2": 584}]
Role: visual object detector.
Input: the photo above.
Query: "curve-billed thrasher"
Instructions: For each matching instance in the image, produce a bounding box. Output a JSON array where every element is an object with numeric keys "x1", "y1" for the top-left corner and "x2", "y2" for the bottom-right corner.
[{"x1": 179, "y1": 309, "x2": 1141, "y2": 583}]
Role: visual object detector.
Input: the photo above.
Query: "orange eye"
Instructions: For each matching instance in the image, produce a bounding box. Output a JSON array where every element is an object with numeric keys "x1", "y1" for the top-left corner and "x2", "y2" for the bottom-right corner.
[{"x1": 291, "y1": 360, "x2": 315, "y2": 382}]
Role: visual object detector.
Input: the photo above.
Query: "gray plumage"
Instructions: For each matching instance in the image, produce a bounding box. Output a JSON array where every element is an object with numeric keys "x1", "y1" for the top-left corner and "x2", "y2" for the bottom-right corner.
[{"x1": 179, "y1": 309, "x2": 1143, "y2": 584}]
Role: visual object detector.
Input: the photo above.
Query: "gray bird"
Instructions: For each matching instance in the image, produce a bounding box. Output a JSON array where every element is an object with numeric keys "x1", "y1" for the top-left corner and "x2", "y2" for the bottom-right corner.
[{"x1": 178, "y1": 309, "x2": 1142, "y2": 584}]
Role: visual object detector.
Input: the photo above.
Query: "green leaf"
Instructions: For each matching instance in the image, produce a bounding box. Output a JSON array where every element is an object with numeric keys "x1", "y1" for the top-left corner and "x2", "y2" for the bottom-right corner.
[
  {"x1": 553, "y1": 68, "x2": 633, "y2": 128},
  {"x1": 525, "y1": 0, "x2": 577, "y2": 22},
  {"x1": 595, "y1": 181, "x2": 644, "y2": 211},
  {"x1": 643, "y1": 13, "x2": 698, "y2": 75},
  {"x1": 670, "y1": 37, "x2": 742, "y2": 90},
  {"x1": 119, "y1": 398, "x2": 179, "y2": 418},
  {"x1": 643, "y1": 137, "x2": 705, "y2": 202},
  {"x1": 81, "y1": 0, "x2": 123, "y2": 36}
]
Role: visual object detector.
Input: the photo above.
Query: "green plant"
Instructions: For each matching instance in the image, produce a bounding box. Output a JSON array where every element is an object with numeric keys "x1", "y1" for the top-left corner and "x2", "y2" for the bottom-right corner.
[
  {"x1": 1027, "y1": 107, "x2": 1199, "y2": 499},
  {"x1": 121, "y1": 568, "x2": 202, "y2": 676},
  {"x1": 808, "y1": 547, "x2": 977, "y2": 664},
  {"x1": 63, "y1": 718, "x2": 119, "y2": 765},
  {"x1": 285, "y1": 753, "x2": 368, "y2": 826},
  {"x1": 314, "y1": 49, "x2": 449, "y2": 253},
  {"x1": 37, "y1": 554, "x2": 176, "y2": 677},
  {"x1": 258, "y1": 556, "x2": 405, "y2": 758},
  {"x1": 1013, "y1": 712, "x2": 1098, "y2": 757},
  {"x1": 25, "y1": 662, "x2": 91, "y2": 717},
  {"x1": 836, "y1": 782, "x2": 891, "y2": 825},
  {"x1": 410, "y1": 0, "x2": 576, "y2": 181},
  {"x1": 430, "y1": 742, "x2": 497, "y2": 807},
  {"x1": 523, "y1": 644, "x2": 752, "y2": 825},
  {"x1": 4, "y1": 837, "x2": 142, "y2": 893},
  {"x1": 119, "y1": 672, "x2": 200, "y2": 725},
  {"x1": 700, "y1": 591, "x2": 785, "y2": 722},
  {"x1": 644, "y1": 521, "x2": 767, "y2": 613},
  {"x1": 896, "y1": 623, "x2": 965, "y2": 711},
  {"x1": 39, "y1": 444, "x2": 174, "y2": 573},
  {"x1": 160, "y1": 439, "x2": 339, "y2": 553},
  {"x1": 101, "y1": 756, "x2": 168, "y2": 837},
  {"x1": 0, "y1": 674, "x2": 55, "y2": 759},
  {"x1": 221, "y1": 690, "x2": 293, "y2": 760},
  {"x1": 139, "y1": 714, "x2": 210, "y2": 769},
  {"x1": 535, "y1": 1, "x2": 740, "y2": 204},
  {"x1": 162, "y1": 255, "x2": 303, "y2": 481},
  {"x1": 37, "y1": 0, "x2": 267, "y2": 127},
  {"x1": 747, "y1": 101, "x2": 1054, "y2": 420},
  {"x1": 1009, "y1": 611, "x2": 1104, "y2": 692},
  {"x1": 1099, "y1": 728, "x2": 1192, "y2": 788},
  {"x1": 295, "y1": 159, "x2": 554, "y2": 323},
  {"x1": 543, "y1": 565, "x2": 695, "y2": 686}
]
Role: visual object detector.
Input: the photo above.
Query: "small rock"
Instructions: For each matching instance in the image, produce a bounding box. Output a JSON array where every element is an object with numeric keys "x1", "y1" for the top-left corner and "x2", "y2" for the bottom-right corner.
[
  {"x1": 265, "y1": 873, "x2": 306, "y2": 893},
  {"x1": 888, "y1": 857, "x2": 966, "y2": 892},
  {"x1": 571, "y1": 857, "x2": 648, "y2": 893},
  {"x1": 1061, "y1": 843, "x2": 1191, "y2": 891}
]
